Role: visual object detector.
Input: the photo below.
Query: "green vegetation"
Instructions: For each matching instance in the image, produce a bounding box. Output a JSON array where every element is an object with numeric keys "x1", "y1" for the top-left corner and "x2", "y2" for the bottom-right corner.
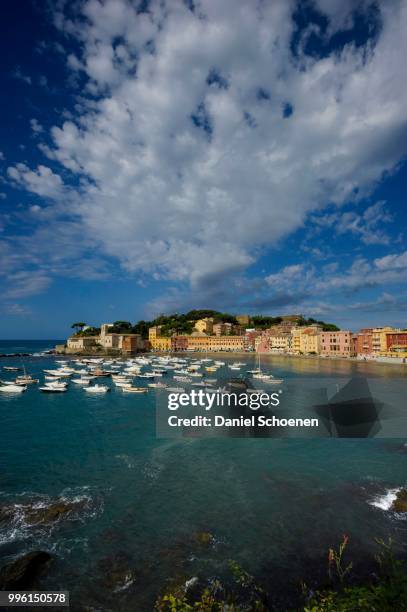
[
  {"x1": 72, "y1": 326, "x2": 100, "y2": 337},
  {"x1": 71, "y1": 322, "x2": 86, "y2": 332},
  {"x1": 251, "y1": 315, "x2": 283, "y2": 328},
  {"x1": 306, "y1": 537, "x2": 407, "y2": 611},
  {"x1": 154, "y1": 537, "x2": 407, "y2": 611},
  {"x1": 297, "y1": 317, "x2": 340, "y2": 331},
  {"x1": 70, "y1": 311, "x2": 340, "y2": 340}
]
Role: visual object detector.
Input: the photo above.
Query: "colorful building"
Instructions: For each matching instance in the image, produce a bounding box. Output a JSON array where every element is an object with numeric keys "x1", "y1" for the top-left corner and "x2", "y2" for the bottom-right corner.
[
  {"x1": 194, "y1": 318, "x2": 214, "y2": 334},
  {"x1": 320, "y1": 331, "x2": 354, "y2": 357},
  {"x1": 385, "y1": 331, "x2": 407, "y2": 358},
  {"x1": 356, "y1": 329, "x2": 373, "y2": 355},
  {"x1": 291, "y1": 325, "x2": 322, "y2": 354}
]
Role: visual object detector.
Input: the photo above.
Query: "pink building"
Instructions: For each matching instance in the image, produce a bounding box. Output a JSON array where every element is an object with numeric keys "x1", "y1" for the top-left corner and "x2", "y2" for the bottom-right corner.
[{"x1": 320, "y1": 331, "x2": 354, "y2": 357}]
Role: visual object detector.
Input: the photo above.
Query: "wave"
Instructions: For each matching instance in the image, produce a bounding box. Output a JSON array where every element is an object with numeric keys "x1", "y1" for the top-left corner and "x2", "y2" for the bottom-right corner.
[
  {"x1": 369, "y1": 487, "x2": 400, "y2": 511},
  {"x1": 0, "y1": 486, "x2": 103, "y2": 547}
]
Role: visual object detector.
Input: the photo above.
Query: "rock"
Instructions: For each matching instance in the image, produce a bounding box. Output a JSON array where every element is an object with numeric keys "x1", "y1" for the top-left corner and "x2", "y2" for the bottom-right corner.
[
  {"x1": 0, "y1": 551, "x2": 52, "y2": 590},
  {"x1": 97, "y1": 552, "x2": 136, "y2": 591},
  {"x1": 195, "y1": 531, "x2": 213, "y2": 546},
  {"x1": 25, "y1": 500, "x2": 87, "y2": 525},
  {"x1": 391, "y1": 489, "x2": 407, "y2": 512}
]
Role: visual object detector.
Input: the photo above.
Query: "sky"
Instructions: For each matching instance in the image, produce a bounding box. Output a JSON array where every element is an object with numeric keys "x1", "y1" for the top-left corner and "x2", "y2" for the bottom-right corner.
[{"x1": 0, "y1": 0, "x2": 406, "y2": 339}]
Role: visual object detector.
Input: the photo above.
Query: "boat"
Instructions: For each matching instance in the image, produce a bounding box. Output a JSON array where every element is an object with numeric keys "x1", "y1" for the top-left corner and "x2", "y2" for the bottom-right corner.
[
  {"x1": 16, "y1": 367, "x2": 38, "y2": 384},
  {"x1": 122, "y1": 386, "x2": 148, "y2": 393},
  {"x1": 0, "y1": 384, "x2": 26, "y2": 393},
  {"x1": 44, "y1": 381, "x2": 68, "y2": 389},
  {"x1": 173, "y1": 376, "x2": 192, "y2": 382},
  {"x1": 40, "y1": 386, "x2": 67, "y2": 393},
  {"x1": 148, "y1": 382, "x2": 167, "y2": 388},
  {"x1": 90, "y1": 369, "x2": 111, "y2": 377},
  {"x1": 3, "y1": 366, "x2": 21, "y2": 372},
  {"x1": 84, "y1": 385, "x2": 110, "y2": 393},
  {"x1": 166, "y1": 387, "x2": 185, "y2": 392},
  {"x1": 72, "y1": 378, "x2": 90, "y2": 385}
]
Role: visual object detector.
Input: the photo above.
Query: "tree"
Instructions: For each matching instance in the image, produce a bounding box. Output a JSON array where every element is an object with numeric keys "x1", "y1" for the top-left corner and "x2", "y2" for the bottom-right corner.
[{"x1": 71, "y1": 322, "x2": 86, "y2": 332}]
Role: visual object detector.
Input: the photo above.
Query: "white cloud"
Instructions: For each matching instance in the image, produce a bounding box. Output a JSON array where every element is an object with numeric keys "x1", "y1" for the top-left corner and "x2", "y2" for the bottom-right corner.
[
  {"x1": 30, "y1": 118, "x2": 44, "y2": 135},
  {"x1": 5, "y1": 0, "x2": 407, "y2": 299},
  {"x1": 12, "y1": 66, "x2": 32, "y2": 85}
]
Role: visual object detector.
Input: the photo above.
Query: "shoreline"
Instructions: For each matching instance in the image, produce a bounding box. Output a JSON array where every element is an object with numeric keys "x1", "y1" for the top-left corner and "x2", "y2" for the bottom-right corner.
[{"x1": 1, "y1": 347, "x2": 405, "y2": 367}]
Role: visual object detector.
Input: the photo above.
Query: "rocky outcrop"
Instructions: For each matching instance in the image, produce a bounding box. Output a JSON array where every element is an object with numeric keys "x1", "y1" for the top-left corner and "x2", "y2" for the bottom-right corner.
[
  {"x1": 0, "y1": 551, "x2": 51, "y2": 589},
  {"x1": 391, "y1": 489, "x2": 407, "y2": 512}
]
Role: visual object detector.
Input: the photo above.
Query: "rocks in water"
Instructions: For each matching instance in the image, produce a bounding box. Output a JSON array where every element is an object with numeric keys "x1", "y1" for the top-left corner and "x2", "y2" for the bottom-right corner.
[
  {"x1": 24, "y1": 500, "x2": 87, "y2": 525},
  {"x1": 97, "y1": 552, "x2": 137, "y2": 592},
  {"x1": 391, "y1": 489, "x2": 407, "y2": 512},
  {"x1": 0, "y1": 551, "x2": 52, "y2": 590},
  {"x1": 195, "y1": 531, "x2": 214, "y2": 546}
]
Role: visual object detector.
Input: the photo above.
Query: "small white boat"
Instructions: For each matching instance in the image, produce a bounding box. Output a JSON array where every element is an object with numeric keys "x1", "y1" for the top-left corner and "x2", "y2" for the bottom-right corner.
[
  {"x1": 0, "y1": 384, "x2": 26, "y2": 393},
  {"x1": 72, "y1": 378, "x2": 90, "y2": 385},
  {"x1": 173, "y1": 376, "x2": 192, "y2": 382},
  {"x1": 40, "y1": 386, "x2": 66, "y2": 393},
  {"x1": 166, "y1": 387, "x2": 185, "y2": 392},
  {"x1": 44, "y1": 381, "x2": 67, "y2": 389},
  {"x1": 84, "y1": 385, "x2": 110, "y2": 393},
  {"x1": 148, "y1": 382, "x2": 166, "y2": 388},
  {"x1": 3, "y1": 366, "x2": 21, "y2": 371},
  {"x1": 122, "y1": 386, "x2": 148, "y2": 393}
]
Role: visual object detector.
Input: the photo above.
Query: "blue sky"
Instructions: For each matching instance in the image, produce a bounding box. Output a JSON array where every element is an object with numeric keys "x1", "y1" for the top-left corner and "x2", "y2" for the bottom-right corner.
[{"x1": 0, "y1": 0, "x2": 406, "y2": 339}]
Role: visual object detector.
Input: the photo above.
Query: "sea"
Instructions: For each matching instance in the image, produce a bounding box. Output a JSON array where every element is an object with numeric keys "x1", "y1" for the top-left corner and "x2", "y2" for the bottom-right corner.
[{"x1": 0, "y1": 340, "x2": 406, "y2": 609}]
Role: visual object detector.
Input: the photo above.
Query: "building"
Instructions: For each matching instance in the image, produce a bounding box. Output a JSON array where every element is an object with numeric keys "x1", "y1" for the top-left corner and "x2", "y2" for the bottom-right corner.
[
  {"x1": 212, "y1": 322, "x2": 227, "y2": 336},
  {"x1": 66, "y1": 336, "x2": 98, "y2": 352},
  {"x1": 371, "y1": 327, "x2": 397, "y2": 354},
  {"x1": 385, "y1": 331, "x2": 407, "y2": 357},
  {"x1": 186, "y1": 335, "x2": 245, "y2": 352},
  {"x1": 151, "y1": 336, "x2": 172, "y2": 351},
  {"x1": 244, "y1": 330, "x2": 261, "y2": 351},
  {"x1": 212, "y1": 322, "x2": 243, "y2": 336},
  {"x1": 320, "y1": 331, "x2": 354, "y2": 357},
  {"x1": 291, "y1": 326, "x2": 322, "y2": 354},
  {"x1": 171, "y1": 335, "x2": 189, "y2": 351},
  {"x1": 148, "y1": 326, "x2": 172, "y2": 351},
  {"x1": 121, "y1": 335, "x2": 145, "y2": 353},
  {"x1": 236, "y1": 314, "x2": 250, "y2": 326},
  {"x1": 356, "y1": 329, "x2": 373, "y2": 355},
  {"x1": 194, "y1": 318, "x2": 214, "y2": 334}
]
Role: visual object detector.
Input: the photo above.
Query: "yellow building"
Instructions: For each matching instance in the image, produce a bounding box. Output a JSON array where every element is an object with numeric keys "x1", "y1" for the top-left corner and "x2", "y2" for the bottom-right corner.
[
  {"x1": 194, "y1": 318, "x2": 214, "y2": 334},
  {"x1": 187, "y1": 335, "x2": 244, "y2": 352},
  {"x1": 236, "y1": 314, "x2": 250, "y2": 326},
  {"x1": 152, "y1": 336, "x2": 172, "y2": 351},
  {"x1": 371, "y1": 327, "x2": 398, "y2": 354},
  {"x1": 291, "y1": 326, "x2": 321, "y2": 354},
  {"x1": 148, "y1": 326, "x2": 171, "y2": 351},
  {"x1": 269, "y1": 334, "x2": 291, "y2": 352}
]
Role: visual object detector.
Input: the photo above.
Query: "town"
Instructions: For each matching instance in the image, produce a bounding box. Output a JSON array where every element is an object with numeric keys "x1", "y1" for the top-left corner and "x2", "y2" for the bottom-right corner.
[{"x1": 59, "y1": 312, "x2": 407, "y2": 364}]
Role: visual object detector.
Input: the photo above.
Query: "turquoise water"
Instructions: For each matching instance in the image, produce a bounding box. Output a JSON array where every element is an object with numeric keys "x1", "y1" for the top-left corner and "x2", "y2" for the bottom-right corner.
[{"x1": 0, "y1": 346, "x2": 406, "y2": 609}]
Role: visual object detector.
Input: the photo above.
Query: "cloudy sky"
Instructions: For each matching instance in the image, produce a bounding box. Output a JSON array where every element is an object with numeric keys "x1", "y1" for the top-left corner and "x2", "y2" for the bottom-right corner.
[{"x1": 0, "y1": 0, "x2": 406, "y2": 338}]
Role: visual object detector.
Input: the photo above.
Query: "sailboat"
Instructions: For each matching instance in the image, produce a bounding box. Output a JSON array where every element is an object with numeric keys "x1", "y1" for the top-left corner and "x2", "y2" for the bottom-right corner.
[
  {"x1": 250, "y1": 353, "x2": 284, "y2": 383},
  {"x1": 16, "y1": 365, "x2": 39, "y2": 385}
]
